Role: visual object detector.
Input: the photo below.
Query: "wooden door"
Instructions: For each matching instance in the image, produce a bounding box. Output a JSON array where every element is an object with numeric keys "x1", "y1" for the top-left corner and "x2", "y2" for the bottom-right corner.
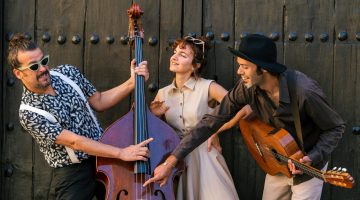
[{"x1": 1, "y1": 1, "x2": 359, "y2": 199}]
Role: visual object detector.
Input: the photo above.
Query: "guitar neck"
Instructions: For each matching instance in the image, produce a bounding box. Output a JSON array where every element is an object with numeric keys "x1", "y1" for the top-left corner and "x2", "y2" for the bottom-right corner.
[{"x1": 273, "y1": 152, "x2": 325, "y2": 181}]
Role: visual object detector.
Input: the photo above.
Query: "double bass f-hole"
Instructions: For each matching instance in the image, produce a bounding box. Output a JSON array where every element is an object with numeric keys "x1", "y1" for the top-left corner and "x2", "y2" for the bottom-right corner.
[{"x1": 96, "y1": 3, "x2": 184, "y2": 200}]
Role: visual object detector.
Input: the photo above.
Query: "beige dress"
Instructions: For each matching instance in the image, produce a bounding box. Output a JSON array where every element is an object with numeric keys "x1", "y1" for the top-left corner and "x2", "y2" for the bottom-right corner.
[{"x1": 157, "y1": 77, "x2": 239, "y2": 200}]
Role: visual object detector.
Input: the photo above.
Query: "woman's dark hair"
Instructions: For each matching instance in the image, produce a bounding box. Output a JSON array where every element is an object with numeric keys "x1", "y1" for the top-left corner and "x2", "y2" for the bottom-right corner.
[{"x1": 172, "y1": 36, "x2": 211, "y2": 78}]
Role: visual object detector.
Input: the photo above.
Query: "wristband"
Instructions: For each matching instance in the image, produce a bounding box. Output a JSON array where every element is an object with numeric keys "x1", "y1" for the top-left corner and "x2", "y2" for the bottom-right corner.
[{"x1": 162, "y1": 161, "x2": 175, "y2": 168}]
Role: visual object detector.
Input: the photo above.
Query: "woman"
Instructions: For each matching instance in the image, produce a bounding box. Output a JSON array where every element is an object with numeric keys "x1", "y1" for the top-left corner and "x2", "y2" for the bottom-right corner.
[{"x1": 150, "y1": 36, "x2": 244, "y2": 200}]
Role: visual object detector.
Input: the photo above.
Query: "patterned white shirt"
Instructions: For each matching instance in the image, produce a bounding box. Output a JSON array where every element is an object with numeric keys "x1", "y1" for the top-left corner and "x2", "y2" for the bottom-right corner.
[{"x1": 19, "y1": 65, "x2": 103, "y2": 168}]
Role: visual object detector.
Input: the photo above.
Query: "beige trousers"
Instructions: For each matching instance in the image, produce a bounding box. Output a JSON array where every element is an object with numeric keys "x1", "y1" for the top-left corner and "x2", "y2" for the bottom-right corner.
[{"x1": 262, "y1": 163, "x2": 327, "y2": 200}]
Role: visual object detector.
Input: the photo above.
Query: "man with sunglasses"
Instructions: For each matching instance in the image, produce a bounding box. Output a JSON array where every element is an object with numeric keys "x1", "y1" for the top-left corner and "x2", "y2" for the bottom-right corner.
[
  {"x1": 8, "y1": 33, "x2": 153, "y2": 200},
  {"x1": 144, "y1": 34, "x2": 346, "y2": 200}
]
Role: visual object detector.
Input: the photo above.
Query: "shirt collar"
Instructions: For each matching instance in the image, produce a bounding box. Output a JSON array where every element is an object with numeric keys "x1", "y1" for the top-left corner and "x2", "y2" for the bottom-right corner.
[{"x1": 169, "y1": 77, "x2": 197, "y2": 92}]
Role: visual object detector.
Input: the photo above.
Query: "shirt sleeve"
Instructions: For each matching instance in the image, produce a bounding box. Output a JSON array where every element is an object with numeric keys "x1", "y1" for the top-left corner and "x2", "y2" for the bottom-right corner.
[
  {"x1": 19, "y1": 110, "x2": 63, "y2": 147},
  {"x1": 302, "y1": 87, "x2": 345, "y2": 165},
  {"x1": 172, "y1": 80, "x2": 249, "y2": 160}
]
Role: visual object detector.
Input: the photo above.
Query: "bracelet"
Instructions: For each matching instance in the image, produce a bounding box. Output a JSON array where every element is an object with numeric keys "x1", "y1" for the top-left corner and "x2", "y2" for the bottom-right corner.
[{"x1": 162, "y1": 161, "x2": 175, "y2": 168}]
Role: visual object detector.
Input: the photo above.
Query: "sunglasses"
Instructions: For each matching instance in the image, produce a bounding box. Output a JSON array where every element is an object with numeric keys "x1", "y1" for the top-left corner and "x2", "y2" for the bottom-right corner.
[
  {"x1": 17, "y1": 55, "x2": 50, "y2": 71},
  {"x1": 184, "y1": 36, "x2": 205, "y2": 59}
]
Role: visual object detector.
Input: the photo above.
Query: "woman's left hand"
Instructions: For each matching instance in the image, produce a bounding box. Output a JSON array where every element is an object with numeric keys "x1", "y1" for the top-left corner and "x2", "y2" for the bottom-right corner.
[{"x1": 207, "y1": 134, "x2": 222, "y2": 153}]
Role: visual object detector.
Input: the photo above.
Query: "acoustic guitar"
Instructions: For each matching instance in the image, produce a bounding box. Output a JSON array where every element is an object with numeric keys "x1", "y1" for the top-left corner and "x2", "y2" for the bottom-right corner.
[{"x1": 239, "y1": 118, "x2": 354, "y2": 188}]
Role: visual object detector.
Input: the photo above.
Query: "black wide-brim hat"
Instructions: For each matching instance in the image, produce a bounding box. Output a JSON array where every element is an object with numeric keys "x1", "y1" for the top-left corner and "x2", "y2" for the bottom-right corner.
[{"x1": 229, "y1": 34, "x2": 287, "y2": 74}]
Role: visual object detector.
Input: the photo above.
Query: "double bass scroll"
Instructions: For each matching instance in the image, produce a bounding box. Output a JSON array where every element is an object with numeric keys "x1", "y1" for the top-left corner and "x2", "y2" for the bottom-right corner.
[{"x1": 96, "y1": 3, "x2": 184, "y2": 200}]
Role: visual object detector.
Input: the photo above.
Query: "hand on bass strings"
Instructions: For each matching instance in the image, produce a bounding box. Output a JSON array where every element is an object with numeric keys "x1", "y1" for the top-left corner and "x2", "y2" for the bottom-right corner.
[
  {"x1": 130, "y1": 59, "x2": 150, "y2": 82},
  {"x1": 143, "y1": 155, "x2": 178, "y2": 187},
  {"x1": 119, "y1": 138, "x2": 153, "y2": 161}
]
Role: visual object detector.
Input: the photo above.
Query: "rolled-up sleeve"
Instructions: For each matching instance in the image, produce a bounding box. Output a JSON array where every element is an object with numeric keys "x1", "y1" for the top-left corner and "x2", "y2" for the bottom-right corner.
[{"x1": 19, "y1": 110, "x2": 63, "y2": 146}]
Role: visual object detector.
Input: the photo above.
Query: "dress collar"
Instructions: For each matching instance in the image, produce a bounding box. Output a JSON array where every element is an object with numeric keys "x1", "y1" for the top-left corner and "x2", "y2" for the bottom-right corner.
[{"x1": 169, "y1": 77, "x2": 198, "y2": 92}]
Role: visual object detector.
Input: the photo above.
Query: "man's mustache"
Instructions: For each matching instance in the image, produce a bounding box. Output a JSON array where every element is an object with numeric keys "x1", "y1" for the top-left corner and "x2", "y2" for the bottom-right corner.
[{"x1": 36, "y1": 70, "x2": 49, "y2": 80}]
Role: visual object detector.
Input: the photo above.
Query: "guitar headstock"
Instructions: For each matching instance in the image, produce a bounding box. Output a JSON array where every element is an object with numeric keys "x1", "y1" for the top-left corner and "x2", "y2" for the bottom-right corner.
[
  {"x1": 324, "y1": 168, "x2": 355, "y2": 188},
  {"x1": 127, "y1": 3, "x2": 144, "y2": 44}
]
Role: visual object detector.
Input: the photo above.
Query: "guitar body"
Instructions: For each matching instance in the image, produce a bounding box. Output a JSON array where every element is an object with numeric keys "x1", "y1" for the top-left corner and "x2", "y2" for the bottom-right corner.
[
  {"x1": 239, "y1": 118, "x2": 304, "y2": 177},
  {"x1": 239, "y1": 118, "x2": 354, "y2": 188}
]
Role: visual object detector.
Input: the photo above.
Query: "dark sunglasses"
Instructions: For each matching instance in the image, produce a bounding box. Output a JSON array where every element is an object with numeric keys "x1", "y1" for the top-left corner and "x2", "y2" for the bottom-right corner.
[{"x1": 17, "y1": 55, "x2": 50, "y2": 71}]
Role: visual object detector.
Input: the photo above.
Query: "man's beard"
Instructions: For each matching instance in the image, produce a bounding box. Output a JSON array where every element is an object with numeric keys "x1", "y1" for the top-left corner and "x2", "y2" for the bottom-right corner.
[
  {"x1": 35, "y1": 70, "x2": 51, "y2": 90},
  {"x1": 244, "y1": 73, "x2": 263, "y2": 89}
]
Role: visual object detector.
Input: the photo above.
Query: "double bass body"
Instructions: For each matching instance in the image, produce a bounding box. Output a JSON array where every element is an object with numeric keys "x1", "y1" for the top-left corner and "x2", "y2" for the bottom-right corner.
[{"x1": 96, "y1": 109, "x2": 182, "y2": 199}]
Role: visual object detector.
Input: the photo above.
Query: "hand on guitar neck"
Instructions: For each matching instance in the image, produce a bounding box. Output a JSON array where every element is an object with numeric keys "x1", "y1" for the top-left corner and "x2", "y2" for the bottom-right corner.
[{"x1": 288, "y1": 156, "x2": 312, "y2": 175}]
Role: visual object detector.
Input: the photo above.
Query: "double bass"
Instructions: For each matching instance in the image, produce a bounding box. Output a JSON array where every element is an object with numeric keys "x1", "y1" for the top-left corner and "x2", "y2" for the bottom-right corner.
[{"x1": 96, "y1": 3, "x2": 183, "y2": 199}]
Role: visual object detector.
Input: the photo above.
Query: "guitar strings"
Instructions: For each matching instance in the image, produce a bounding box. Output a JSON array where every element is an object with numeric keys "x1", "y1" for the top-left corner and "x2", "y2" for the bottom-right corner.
[{"x1": 255, "y1": 143, "x2": 324, "y2": 179}]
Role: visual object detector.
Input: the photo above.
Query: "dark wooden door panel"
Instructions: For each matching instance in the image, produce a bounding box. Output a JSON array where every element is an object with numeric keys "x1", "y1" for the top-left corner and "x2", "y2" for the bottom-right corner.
[
  {"x1": 2, "y1": 1, "x2": 36, "y2": 200},
  {"x1": 1, "y1": 1, "x2": 359, "y2": 200}
]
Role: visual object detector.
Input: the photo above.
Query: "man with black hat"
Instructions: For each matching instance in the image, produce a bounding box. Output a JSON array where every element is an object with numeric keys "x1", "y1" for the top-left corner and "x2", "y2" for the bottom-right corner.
[{"x1": 144, "y1": 34, "x2": 345, "y2": 200}]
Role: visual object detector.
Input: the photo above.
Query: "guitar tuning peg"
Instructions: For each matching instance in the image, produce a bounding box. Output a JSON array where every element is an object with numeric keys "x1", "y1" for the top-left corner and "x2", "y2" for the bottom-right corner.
[
  {"x1": 337, "y1": 167, "x2": 342, "y2": 172},
  {"x1": 342, "y1": 168, "x2": 347, "y2": 172},
  {"x1": 332, "y1": 167, "x2": 337, "y2": 171}
]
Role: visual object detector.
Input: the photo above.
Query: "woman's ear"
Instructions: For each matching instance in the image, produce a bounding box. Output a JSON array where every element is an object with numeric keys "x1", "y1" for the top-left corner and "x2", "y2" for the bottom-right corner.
[{"x1": 195, "y1": 63, "x2": 201, "y2": 69}]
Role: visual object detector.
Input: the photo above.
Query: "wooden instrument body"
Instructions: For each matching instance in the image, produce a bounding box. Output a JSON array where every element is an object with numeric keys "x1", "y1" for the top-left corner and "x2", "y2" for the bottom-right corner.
[
  {"x1": 239, "y1": 118, "x2": 304, "y2": 177},
  {"x1": 97, "y1": 109, "x2": 182, "y2": 200}
]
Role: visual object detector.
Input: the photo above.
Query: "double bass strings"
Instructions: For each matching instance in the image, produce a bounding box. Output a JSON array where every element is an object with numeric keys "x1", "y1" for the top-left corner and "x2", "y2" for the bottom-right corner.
[{"x1": 134, "y1": 34, "x2": 152, "y2": 199}]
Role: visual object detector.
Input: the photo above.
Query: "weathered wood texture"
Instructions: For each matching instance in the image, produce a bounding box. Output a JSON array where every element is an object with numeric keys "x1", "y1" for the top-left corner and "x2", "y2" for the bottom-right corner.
[
  {"x1": 1, "y1": 0, "x2": 359, "y2": 200},
  {"x1": 84, "y1": 0, "x2": 133, "y2": 128},
  {"x1": 331, "y1": 1, "x2": 360, "y2": 199},
  {"x1": 2, "y1": 1, "x2": 36, "y2": 200},
  {"x1": 0, "y1": 0, "x2": 3, "y2": 198},
  {"x1": 158, "y1": 0, "x2": 182, "y2": 89}
]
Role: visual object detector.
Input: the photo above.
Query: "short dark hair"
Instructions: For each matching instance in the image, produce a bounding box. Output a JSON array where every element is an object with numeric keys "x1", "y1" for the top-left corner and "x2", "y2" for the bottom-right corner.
[{"x1": 7, "y1": 33, "x2": 38, "y2": 69}]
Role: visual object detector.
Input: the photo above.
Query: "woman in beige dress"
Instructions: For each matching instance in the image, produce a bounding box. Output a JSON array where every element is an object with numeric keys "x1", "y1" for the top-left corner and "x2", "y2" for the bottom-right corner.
[{"x1": 150, "y1": 36, "x2": 244, "y2": 200}]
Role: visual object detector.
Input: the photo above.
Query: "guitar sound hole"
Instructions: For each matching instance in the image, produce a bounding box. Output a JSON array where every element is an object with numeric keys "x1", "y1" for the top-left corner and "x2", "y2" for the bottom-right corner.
[
  {"x1": 270, "y1": 149, "x2": 282, "y2": 162},
  {"x1": 268, "y1": 128, "x2": 280, "y2": 135}
]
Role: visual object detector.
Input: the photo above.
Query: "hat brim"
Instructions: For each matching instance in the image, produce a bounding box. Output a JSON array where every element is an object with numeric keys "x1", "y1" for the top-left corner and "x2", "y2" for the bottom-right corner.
[{"x1": 228, "y1": 47, "x2": 287, "y2": 74}]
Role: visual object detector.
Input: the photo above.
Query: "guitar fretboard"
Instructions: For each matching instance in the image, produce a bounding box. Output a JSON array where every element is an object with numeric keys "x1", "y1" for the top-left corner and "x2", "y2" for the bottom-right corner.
[{"x1": 269, "y1": 150, "x2": 324, "y2": 181}]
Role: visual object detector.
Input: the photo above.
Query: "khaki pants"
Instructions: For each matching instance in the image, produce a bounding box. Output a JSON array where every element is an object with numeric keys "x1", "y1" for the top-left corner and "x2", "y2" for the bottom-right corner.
[{"x1": 262, "y1": 163, "x2": 327, "y2": 200}]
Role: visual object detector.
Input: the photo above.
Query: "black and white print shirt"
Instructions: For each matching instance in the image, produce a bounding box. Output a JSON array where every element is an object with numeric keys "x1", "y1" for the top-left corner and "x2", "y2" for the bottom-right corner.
[{"x1": 19, "y1": 64, "x2": 103, "y2": 168}]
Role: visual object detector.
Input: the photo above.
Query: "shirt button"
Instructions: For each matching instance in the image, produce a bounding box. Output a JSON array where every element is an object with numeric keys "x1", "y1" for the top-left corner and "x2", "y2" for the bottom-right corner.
[
  {"x1": 180, "y1": 102, "x2": 183, "y2": 106},
  {"x1": 180, "y1": 115, "x2": 182, "y2": 119}
]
